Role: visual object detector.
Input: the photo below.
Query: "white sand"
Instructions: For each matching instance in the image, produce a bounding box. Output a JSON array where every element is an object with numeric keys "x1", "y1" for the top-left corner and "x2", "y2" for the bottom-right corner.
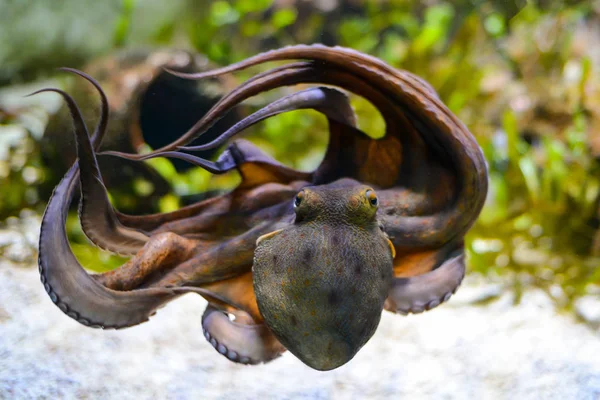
[{"x1": 1, "y1": 256, "x2": 599, "y2": 399}]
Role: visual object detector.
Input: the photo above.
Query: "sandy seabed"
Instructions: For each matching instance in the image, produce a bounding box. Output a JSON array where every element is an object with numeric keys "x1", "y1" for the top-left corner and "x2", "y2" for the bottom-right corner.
[{"x1": 1, "y1": 257, "x2": 599, "y2": 400}]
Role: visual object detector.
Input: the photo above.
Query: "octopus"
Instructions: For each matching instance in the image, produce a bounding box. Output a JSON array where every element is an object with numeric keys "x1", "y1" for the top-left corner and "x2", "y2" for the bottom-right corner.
[
  {"x1": 35, "y1": 45, "x2": 488, "y2": 371},
  {"x1": 254, "y1": 181, "x2": 396, "y2": 370}
]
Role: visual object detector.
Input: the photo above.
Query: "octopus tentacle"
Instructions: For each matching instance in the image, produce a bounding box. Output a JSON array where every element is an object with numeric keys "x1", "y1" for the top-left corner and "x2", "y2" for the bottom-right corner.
[
  {"x1": 94, "y1": 231, "x2": 196, "y2": 291},
  {"x1": 167, "y1": 44, "x2": 439, "y2": 101},
  {"x1": 384, "y1": 249, "x2": 466, "y2": 315},
  {"x1": 148, "y1": 221, "x2": 281, "y2": 288},
  {"x1": 94, "y1": 49, "x2": 482, "y2": 271},
  {"x1": 33, "y1": 87, "x2": 236, "y2": 328},
  {"x1": 118, "y1": 58, "x2": 480, "y2": 247},
  {"x1": 114, "y1": 140, "x2": 308, "y2": 234},
  {"x1": 105, "y1": 85, "x2": 356, "y2": 233},
  {"x1": 38, "y1": 163, "x2": 180, "y2": 329},
  {"x1": 66, "y1": 72, "x2": 150, "y2": 255},
  {"x1": 226, "y1": 139, "x2": 312, "y2": 186},
  {"x1": 93, "y1": 63, "x2": 327, "y2": 234},
  {"x1": 180, "y1": 87, "x2": 356, "y2": 152},
  {"x1": 38, "y1": 163, "x2": 249, "y2": 328},
  {"x1": 165, "y1": 45, "x2": 488, "y2": 246},
  {"x1": 33, "y1": 74, "x2": 150, "y2": 256},
  {"x1": 202, "y1": 305, "x2": 285, "y2": 365},
  {"x1": 100, "y1": 66, "x2": 380, "y2": 234},
  {"x1": 87, "y1": 46, "x2": 484, "y2": 251},
  {"x1": 118, "y1": 87, "x2": 355, "y2": 176},
  {"x1": 100, "y1": 61, "x2": 315, "y2": 160},
  {"x1": 57, "y1": 68, "x2": 109, "y2": 146}
]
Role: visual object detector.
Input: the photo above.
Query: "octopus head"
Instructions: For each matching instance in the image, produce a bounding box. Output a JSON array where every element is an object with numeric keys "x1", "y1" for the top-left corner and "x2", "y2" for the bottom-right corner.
[{"x1": 253, "y1": 181, "x2": 395, "y2": 370}]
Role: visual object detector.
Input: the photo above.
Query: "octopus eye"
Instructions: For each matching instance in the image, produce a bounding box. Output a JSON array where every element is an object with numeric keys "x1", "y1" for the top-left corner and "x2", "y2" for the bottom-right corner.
[
  {"x1": 294, "y1": 191, "x2": 304, "y2": 208},
  {"x1": 366, "y1": 189, "x2": 378, "y2": 207}
]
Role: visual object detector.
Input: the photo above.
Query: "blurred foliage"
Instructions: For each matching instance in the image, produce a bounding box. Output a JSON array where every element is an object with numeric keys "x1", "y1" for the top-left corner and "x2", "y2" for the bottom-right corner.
[
  {"x1": 1, "y1": 0, "x2": 599, "y2": 321},
  {"x1": 0, "y1": 83, "x2": 63, "y2": 220},
  {"x1": 0, "y1": 124, "x2": 44, "y2": 219}
]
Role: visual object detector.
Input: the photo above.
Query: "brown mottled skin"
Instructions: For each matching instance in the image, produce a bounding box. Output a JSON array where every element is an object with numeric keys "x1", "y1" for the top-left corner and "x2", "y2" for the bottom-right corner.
[
  {"x1": 253, "y1": 181, "x2": 394, "y2": 370},
  {"x1": 35, "y1": 45, "x2": 488, "y2": 370}
]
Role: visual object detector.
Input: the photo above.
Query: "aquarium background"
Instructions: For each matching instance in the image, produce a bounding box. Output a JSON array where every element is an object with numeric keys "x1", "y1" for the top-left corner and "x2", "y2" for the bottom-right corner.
[{"x1": 0, "y1": 1, "x2": 599, "y2": 398}]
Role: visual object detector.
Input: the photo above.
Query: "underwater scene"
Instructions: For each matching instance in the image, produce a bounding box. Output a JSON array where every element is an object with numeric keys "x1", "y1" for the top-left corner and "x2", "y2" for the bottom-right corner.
[{"x1": 0, "y1": 1, "x2": 599, "y2": 398}]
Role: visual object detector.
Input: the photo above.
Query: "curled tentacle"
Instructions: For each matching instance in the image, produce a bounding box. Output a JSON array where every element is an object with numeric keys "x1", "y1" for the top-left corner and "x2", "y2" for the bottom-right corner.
[
  {"x1": 33, "y1": 85, "x2": 174, "y2": 327},
  {"x1": 165, "y1": 45, "x2": 488, "y2": 246},
  {"x1": 118, "y1": 150, "x2": 237, "y2": 175},
  {"x1": 38, "y1": 163, "x2": 179, "y2": 329},
  {"x1": 57, "y1": 68, "x2": 109, "y2": 146},
  {"x1": 63, "y1": 69, "x2": 150, "y2": 255},
  {"x1": 32, "y1": 86, "x2": 149, "y2": 256},
  {"x1": 123, "y1": 54, "x2": 486, "y2": 248},
  {"x1": 202, "y1": 305, "x2": 285, "y2": 365},
  {"x1": 33, "y1": 87, "x2": 231, "y2": 328},
  {"x1": 180, "y1": 87, "x2": 356, "y2": 152},
  {"x1": 112, "y1": 139, "x2": 310, "y2": 234},
  {"x1": 385, "y1": 249, "x2": 466, "y2": 315},
  {"x1": 101, "y1": 61, "x2": 316, "y2": 160},
  {"x1": 166, "y1": 44, "x2": 440, "y2": 99},
  {"x1": 96, "y1": 46, "x2": 486, "y2": 249},
  {"x1": 106, "y1": 87, "x2": 356, "y2": 177},
  {"x1": 38, "y1": 163, "x2": 243, "y2": 328}
]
